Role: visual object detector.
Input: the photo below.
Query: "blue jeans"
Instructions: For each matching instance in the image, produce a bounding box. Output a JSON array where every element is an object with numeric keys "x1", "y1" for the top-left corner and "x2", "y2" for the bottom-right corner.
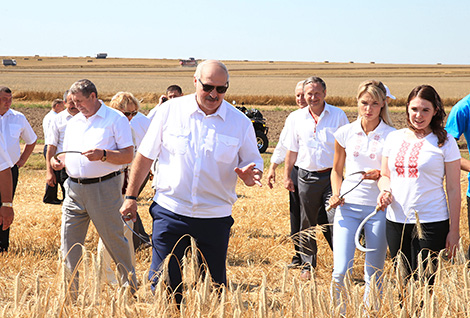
[
  {"x1": 332, "y1": 203, "x2": 387, "y2": 308},
  {"x1": 149, "y1": 203, "x2": 234, "y2": 302}
]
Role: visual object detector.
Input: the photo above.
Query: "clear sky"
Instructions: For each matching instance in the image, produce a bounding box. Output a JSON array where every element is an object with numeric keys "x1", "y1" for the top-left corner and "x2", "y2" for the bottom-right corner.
[{"x1": 1, "y1": 0, "x2": 469, "y2": 64}]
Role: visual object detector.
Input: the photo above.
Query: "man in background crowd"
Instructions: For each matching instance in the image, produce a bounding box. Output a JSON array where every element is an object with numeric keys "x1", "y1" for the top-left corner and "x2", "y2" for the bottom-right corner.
[
  {"x1": 146, "y1": 84, "x2": 183, "y2": 121},
  {"x1": 42, "y1": 98, "x2": 65, "y2": 204},
  {"x1": 0, "y1": 86, "x2": 37, "y2": 252},
  {"x1": 45, "y1": 91, "x2": 79, "y2": 205},
  {"x1": 283, "y1": 77, "x2": 349, "y2": 280},
  {"x1": 267, "y1": 80, "x2": 307, "y2": 268}
]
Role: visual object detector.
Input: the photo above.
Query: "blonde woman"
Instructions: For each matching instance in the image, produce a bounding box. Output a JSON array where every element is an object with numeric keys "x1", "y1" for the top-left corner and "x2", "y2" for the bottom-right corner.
[{"x1": 329, "y1": 80, "x2": 395, "y2": 311}]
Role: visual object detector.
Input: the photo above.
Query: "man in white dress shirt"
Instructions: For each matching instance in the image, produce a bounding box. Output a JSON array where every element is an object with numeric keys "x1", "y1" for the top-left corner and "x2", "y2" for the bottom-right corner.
[
  {"x1": 50, "y1": 79, "x2": 137, "y2": 294},
  {"x1": 42, "y1": 98, "x2": 65, "y2": 204},
  {"x1": 267, "y1": 80, "x2": 307, "y2": 268},
  {"x1": 284, "y1": 77, "x2": 349, "y2": 280},
  {"x1": 0, "y1": 86, "x2": 37, "y2": 252},
  {"x1": 120, "y1": 60, "x2": 263, "y2": 302},
  {"x1": 45, "y1": 91, "x2": 79, "y2": 205}
]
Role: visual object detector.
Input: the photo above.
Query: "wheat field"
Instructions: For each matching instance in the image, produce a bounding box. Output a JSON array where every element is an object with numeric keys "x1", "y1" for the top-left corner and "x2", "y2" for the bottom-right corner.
[
  {"x1": 2, "y1": 56, "x2": 470, "y2": 317},
  {"x1": 0, "y1": 152, "x2": 469, "y2": 317}
]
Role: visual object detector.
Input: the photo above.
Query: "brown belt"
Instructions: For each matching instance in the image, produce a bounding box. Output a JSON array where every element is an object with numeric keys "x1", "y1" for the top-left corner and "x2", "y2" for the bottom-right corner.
[
  {"x1": 69, "y1": 170, "x2": 122, "y2": 185},
  {"x1": 316, "y1": 168, "x2": 332, "y2": 173}
]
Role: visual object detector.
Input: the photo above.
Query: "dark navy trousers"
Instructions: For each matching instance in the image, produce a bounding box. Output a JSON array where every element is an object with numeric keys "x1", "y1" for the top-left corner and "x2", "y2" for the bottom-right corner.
[{"x1": 149, "y1": 202, "x2": 234, "y2": 299}]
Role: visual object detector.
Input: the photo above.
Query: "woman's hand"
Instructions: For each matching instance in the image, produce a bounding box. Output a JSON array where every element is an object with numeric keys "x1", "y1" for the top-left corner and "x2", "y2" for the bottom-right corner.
[
  {"x1": 363, "y1": 169, "x2": 381, "y2": 181},
  {"x1": 328, "y1": 194, "x2": 345, "y2": 209},
  {"x1": 377, "y1": 190, "x2": 393, "y2": 211},
  {"x1": 445, "y1": 229, "x2": 460, "y2": 259}
]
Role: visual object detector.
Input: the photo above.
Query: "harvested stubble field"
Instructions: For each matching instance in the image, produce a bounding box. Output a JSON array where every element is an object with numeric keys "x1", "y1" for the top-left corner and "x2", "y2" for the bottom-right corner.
[{"x1": 1, "y1": 57, "x2": 470, "y2": 317}]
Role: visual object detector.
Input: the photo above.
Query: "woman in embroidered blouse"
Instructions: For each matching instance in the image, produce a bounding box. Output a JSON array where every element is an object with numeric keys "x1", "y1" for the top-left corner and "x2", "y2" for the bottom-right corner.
[
  {"x1": 377, "y1": 85, "x2": 461, "y2": 284},
  {"x1": 329, "y1": 80, "x2": 395, "y2": 310}
]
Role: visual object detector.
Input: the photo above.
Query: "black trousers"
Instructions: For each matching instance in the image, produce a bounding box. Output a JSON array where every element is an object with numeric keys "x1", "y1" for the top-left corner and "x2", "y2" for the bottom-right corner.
[
  {"x1": 0, "y1": 165, "x2": 19, "y2": 252},
  {"x1": 386, "y1": 218, "x2": 448, "y2": 283},
  {"x1": 297, "y1": 168, "x2": 334, "y2": 268},
  {"x1": 42, "y1": 145, "x2": 67, "y2": 203},
  {"x1": 289, "y1": 166, "x2": 302, "y2": 264}
]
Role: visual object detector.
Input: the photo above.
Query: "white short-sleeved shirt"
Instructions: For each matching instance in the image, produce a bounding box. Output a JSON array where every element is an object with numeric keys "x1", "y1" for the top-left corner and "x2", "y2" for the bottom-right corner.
[
  {"x1": 42, "y1": 110, "x2": 59, "y2": 142},
  {"x1": 146, "y1": 105, "x2": 159, "y2": 122},
  {"x1": 46, "y1": 109, "x2": 75, "y2": 154},
  {"x1": 334, "y1": 119, "x2": 395, "y2": 206},
  {"x1": 384, "y1": 129, "x2": 461, "y2": 223},
  {"x1": 63, "y1": 103, "x2": 134, "y2": 178},
  {"x1": 271, "y1": 115, "x2": 295, "y2": 165},
  {"x1": 130, "y1": 112, "x2": 151, "y2": 148},
  {"x1": 138, "y1": 94, "x2": 264, "y2": 218},
  {"x1": 284, "y1": 103, "x2": 349, "y2": 171},
  {"x1": 0, "y1": 109, "x2": 37, "y2": 165},
  {"x1": 0, "y1": 141, "x2": 13, "y2": 170}
]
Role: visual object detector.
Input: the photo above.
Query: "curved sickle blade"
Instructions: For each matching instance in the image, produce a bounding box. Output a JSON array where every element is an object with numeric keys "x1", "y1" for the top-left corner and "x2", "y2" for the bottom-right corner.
[
  {"x1": 355, "y1": 206, "x2": 380, "y2": 252},
  {"x1": 53, "y1": 151, "x2": 83, "y2": 162},
  {"x1": 325, "y1": 171, "x2": 366, "y2": 212}
]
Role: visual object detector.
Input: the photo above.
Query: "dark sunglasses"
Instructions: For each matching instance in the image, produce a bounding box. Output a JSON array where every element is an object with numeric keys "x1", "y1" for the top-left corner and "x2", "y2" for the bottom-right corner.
[
  {"x1": 123, "y1": 110, "x2": 138, "y2": 117},
  {"x1": 198, "y1": 78, "x2": 229, "y2": 94}
]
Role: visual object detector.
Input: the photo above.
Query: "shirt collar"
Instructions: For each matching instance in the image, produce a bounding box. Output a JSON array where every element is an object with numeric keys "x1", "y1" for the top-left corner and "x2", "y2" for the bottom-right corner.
[
  {"x1": 353, "y1": 118, "x2": 387, "y2": 135},
  {"x1": 0, "y1": 109, "x2": 13, "y2": 118},
  {"x1": 303, "y1": 102, "x2": 331, "y2": 119},
  {"x1": 76, "y1": 101, "x2": 106, "y2": 122},
  {"x1": 191, "y1": 94, "x2": 227, "y2": 121}
]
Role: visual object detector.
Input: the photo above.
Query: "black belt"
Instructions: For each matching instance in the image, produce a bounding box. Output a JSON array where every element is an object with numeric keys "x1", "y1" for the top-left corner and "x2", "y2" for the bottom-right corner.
[{"x1": 69, "y1": 170, "x2": 122, "y2": 185}]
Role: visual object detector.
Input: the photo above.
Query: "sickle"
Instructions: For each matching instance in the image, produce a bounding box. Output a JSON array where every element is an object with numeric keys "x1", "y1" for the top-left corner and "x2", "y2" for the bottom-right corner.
[{"x1": 355, "y1": 206, "x2": 381, "y2": 252}]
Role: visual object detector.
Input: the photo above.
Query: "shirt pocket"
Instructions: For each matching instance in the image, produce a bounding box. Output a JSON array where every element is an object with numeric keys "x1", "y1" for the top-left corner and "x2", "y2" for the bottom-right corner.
[
  {"x1": 318, "y1": 127, "x2": 336, "y2": 147},
  {"x1": 9, "y1": 124, "x2": 22, "y2": 139},
  {"x1": 162, "y1": 128, "x2": 190, "y2": 155},
  {"x1": 214, "y1": 134, "x2": 239, "y2": 164}
]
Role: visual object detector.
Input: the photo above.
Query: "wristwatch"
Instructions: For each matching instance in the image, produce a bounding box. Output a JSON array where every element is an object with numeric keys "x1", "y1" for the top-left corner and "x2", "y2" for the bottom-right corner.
[
  {"x1": 2, "y1": 202, "x2": 13, "y2": 208},
  {"x1": 100, "y1": 149, "x2": 107, "y2": 162}
]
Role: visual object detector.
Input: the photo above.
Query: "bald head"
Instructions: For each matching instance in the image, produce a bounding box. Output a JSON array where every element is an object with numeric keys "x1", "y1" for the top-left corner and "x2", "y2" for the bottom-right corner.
[{"x1": 295, "y1": 80, "x2": 307, "y2": 108}]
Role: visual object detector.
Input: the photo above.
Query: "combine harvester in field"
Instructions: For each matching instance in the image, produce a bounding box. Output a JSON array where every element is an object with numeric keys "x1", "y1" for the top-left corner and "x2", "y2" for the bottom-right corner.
[{"x1": 179, "y1": 57, "x2": 198, "y2": 67}]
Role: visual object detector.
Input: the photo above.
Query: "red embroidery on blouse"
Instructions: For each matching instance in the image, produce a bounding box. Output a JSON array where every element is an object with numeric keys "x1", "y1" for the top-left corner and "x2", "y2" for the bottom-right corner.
[
  {"x1": 395, "y1": 141, "x2": 409, "y2": 177},
  {"x1": 408, "y1": 141, "x2": 424, "y2": 178}
]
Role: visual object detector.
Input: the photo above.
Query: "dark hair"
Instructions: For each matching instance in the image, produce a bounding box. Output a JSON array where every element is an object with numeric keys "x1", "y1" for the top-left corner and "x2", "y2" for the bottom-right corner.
[
  {"x1": 166, "y1": 85, "x2": 183, "y2": 95},
  {"x1": 406, "y1": 85, "x2": 447, "y2": 147},
  {"x1": 0, "y1": 86, "x2": 12, "y2": 94},
  {"x1": 69, "y1": 79, "x2": 98, "y2": 98},
  {"x1": 303, "y1": 76, "x2": 326, "y2": 91}
]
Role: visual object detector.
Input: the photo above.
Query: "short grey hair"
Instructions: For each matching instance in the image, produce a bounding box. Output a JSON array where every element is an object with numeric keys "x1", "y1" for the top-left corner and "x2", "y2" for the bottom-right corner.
[
  {"x1": 69, "y1": 79, "x2": 98, "y2": 98},
  {"x1": 303, "y1": 76, "x2": 326, "y2": 92},
  {"x1": 194, "y1": 60, "x2": 229, "y2": 83}
]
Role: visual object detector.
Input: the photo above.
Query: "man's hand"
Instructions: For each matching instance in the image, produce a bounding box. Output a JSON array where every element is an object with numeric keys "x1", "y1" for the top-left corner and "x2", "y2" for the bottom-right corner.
[
  {"x1": 82, "y1": 148, "x2": 105, "y2": 161},
  {"x1": 234, "y1": 163, "x2": 262, "y2": 187},
  {"x1": 267, "y1": 165, "x2": 277, "y2": 189},
  {"x1": 46, "y1": 170, "x2": 57, "y2": 187},
  {"x1": 50, "y1": 156, "x2": 65, "y2": 171},
  {"x1": 284, "y1": 177, "x2": 295, "y2": 192},
  {"x1": 120, "y1": 199, "x2": 138, "y2": 222},
  {"x1": 0, "y1": 206, "x2": 14, "y2": 230},
  {"x1": 158, "y1": 95, "x2": 168, "y2": 104}
]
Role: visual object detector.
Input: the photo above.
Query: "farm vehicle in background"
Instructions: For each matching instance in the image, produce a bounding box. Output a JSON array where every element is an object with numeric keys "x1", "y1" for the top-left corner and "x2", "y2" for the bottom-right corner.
[{"x1": 235, "y1": 104, "x2": 269, "y2": 153}]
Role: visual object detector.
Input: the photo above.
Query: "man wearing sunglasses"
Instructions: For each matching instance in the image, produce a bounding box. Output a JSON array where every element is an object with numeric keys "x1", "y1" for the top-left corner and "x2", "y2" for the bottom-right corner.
[{"x1": 120, "y1": 60, "x2": 263, "y2": 302}]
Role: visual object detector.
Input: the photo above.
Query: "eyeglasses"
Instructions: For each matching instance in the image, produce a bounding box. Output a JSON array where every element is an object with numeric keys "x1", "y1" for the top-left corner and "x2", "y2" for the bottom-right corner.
[
  {"x1": 198, "y1": 78, "x2": 229, "y2": 94},
  {"x1": 123, "y1": 110, "x2": 138, "y2": 117}
]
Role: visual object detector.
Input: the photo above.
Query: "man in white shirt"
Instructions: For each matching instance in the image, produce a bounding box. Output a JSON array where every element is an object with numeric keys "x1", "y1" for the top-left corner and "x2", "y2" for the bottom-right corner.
[
  {"x1": 42, "y1": 98, "x2": 65, "y2": 204},
  {"x1": 50, "y1": 79, "x2": 137, "y2": 295},
  {"x1": 45, "y1": 91, "x2": 79, "y2": 205},
  {"x1": 146, "y1": 84, "x2": 183, "y2": 121},
  {"x1": 120, "y1": 60, "x2": 263, "y2": 301},
  {"x1": 284, "y1": 77, "x2": 349, "y2": 280},
  {"x1": 0, "y1": 86, "x2": 37, "y2": 252},
  {"x1": 267, "y1": 80, "x2": 307, "y2": 268}
]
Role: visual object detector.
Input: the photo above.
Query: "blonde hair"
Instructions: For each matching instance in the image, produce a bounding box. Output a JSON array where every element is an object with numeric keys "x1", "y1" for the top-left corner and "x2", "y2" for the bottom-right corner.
[
  {"x1": 356, "y1": 80, "x2": 393, "y2": 126},
  {"x1": 109, "y1": 91, "x2": 140, "y2": 112}
]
